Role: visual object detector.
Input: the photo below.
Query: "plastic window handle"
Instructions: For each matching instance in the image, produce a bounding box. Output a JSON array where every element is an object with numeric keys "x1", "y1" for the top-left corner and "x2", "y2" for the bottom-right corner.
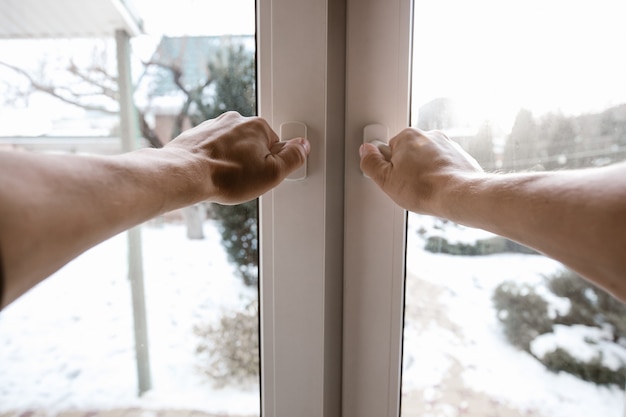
[
  {"x1": 363, "y1": 123, "x2": 390, "y2": 177},
  {"x1": 279, "y1": 121, "x2": 308, "y2": 181}
]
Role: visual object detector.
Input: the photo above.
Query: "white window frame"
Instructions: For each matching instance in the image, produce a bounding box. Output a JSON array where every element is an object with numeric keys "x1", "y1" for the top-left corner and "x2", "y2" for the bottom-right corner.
[
  {"x1": 257, "y1": 0, "x2": 412, "y2": 415},
  {"x1": 259, "y1": 2, "x2": 626, "y2": 417},
  {"x1": 257, "y1": 0, "x2": 346, "y2": 415},
  {"x1": 342, "y1": 1, "x2": 413, "y2": 416}
]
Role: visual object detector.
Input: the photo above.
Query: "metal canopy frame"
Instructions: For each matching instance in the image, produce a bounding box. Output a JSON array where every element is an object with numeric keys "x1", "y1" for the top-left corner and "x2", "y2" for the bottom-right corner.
[
  {"x1": 0, "y1": 0, "x2": 143, "y2": 39},
  {"x1": 0, "y1": 0, "x2": 151, "y2": 396}
]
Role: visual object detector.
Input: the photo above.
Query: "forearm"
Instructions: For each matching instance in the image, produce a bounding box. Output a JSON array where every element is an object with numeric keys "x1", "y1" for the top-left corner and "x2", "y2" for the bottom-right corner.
[
  {"x1": 360, "y1": 129, "x2": 626, "y2": 301},
  {"x1": 0, "y1": 148, "x2": 202, "y2": 307},
  {"x1": 0, "y1": 112, "x2": 309, "y2": 309},
  {"x1": 439, "y1": 163, "x2": 626, "y2": 301}
]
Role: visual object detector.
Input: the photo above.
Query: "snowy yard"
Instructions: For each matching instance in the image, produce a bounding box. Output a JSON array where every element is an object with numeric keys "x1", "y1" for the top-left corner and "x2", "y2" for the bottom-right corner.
[
  {"x1": 1, "y1": 215, "x2": 625, "y2": 416},
  {"x1": 0, "y1": 219, "x2": 259, "y2": 415},
  {"x1": 401, "y1": 214, "x2": 626, "y2": 417}
]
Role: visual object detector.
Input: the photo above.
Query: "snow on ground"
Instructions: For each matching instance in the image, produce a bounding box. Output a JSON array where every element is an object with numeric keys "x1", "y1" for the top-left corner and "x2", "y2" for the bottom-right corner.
[
  {"x1": 402, "y1": 213, "x2": 626, "y2": 417},
  {"x1": 531, "y1": 324, "x2": 626, "y2": 372},
  {"x1": 0, "y1": 219, "x2": 259, "y2": 415},
  {"x1": 1, "y1": 214, "x2": 625, "y2": 416}
]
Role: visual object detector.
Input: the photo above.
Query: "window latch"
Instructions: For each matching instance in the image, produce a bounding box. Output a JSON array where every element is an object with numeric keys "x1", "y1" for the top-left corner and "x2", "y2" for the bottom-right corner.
[
  {"x1": 280, "y1": 121, "x2": 308, "y2": 181},
  {"x1": 363, "y1": 123, "x2": 390, "y2": 177}
]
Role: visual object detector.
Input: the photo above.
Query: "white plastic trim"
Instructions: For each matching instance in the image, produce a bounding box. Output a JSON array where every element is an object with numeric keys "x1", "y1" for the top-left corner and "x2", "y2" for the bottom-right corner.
[
  {"x1": 343, "y1": 0, "x2": 413, "y2": 416},
  {"x1": 257, "y1": 0, "x2": 346, "y2": 415}
]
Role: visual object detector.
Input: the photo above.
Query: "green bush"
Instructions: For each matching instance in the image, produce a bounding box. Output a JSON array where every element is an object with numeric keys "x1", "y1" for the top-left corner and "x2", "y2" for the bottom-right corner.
[
  {"x1": 425, "y1": 236, "x2": 480, "y2": 255},
  {"x1": 548, "y1": 270, "x2": 626, "y2": 337},
  {"x1": 541, "y1": 348, "x2": 626, "y2": 389},
  {"x1": 425, "y1": 235, "x2": 537, "y2": 256},
  {"x1": 493, "y1": 270, "x2": 626, "y2": 388},
  {"x1": 211, "y1": 200, "x2": 259, "y2": 287},
  {"x1": 492, "y1": 281, "x2": 552, "y2": 351}
]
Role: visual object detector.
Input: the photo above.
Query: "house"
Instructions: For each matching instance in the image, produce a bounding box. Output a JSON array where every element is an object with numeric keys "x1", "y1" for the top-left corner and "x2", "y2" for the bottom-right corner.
[{"x1": 137, "y1": 35, "x2": 254, "y2": 145}]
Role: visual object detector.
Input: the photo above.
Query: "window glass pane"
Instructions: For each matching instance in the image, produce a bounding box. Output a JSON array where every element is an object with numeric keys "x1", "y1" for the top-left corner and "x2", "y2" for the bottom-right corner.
[
  {"x1": 0, "y1": 1, "x2": 260, "y2": 416},
  {"x1": 403, "y1": 1, "x2": 626, "y2": 416}
]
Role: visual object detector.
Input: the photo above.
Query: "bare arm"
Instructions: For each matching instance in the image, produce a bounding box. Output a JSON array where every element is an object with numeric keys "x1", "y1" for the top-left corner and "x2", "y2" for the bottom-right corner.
[
  {"x1": 360, "y1": 128, "x2": 626, "y2": 302},
  {"x1": 0, "y1": 112, "x2": 310, "y2": 308}
]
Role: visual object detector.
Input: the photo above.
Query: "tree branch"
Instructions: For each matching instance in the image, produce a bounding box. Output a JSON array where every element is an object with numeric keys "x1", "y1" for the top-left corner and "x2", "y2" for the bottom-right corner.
[
  {"x1": 138, "y1": 112, "x2": 164, "y2": 148},
  {"x1": 0, "y1": 60, "x2": 166, "y2": 150},
  {"x1": 67, "y1": 61, "x2": 118, "y2": 100},
  {"x1": 144, "y1": 60, "x2": 190, "y2": 95},
  {"x1": 0, "y1": 60, "x2": 117, "y2": 114}
]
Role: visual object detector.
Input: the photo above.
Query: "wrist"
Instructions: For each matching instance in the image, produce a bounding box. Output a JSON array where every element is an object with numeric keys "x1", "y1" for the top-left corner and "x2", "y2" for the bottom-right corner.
[
  {"x1": 431, "y1": 170, "x2": 489, "y2": 225},
  {"x1": 122, "y1": 147, "x2": 212, "y2": 213}
]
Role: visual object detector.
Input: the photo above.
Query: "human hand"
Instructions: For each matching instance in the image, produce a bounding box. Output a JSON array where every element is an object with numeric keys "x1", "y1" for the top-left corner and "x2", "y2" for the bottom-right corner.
[
  {"x1": 359, "y1": 128, "x2": 482, "y2": 215},
  {"x1": 164, "y1": 111, "x2": 310, "y2": 204}
]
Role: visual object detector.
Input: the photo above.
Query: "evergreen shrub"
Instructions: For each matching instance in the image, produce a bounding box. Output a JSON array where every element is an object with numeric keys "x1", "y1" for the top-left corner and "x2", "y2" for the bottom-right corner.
[{"x1": 493, "y1": 270, "x2": 626, "y2": 388}]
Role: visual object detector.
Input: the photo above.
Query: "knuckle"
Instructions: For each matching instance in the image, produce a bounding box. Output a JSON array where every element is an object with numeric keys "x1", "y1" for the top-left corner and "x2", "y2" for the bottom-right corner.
[
  {"x1": 429, "y1": 129, "x2": 451, "y2": 141},
  {"x1": 402, "y1": 127, "x2": 422, "y2": 137},
  {"x1": 393, "y1": 127, "x2": 422, "y2": 144},
  {"x1": 249, "y1": 116, "x2": 270, "y2": 131},
  {"x1": 223, "y1": 110, "x2": 242, "y2": 118}
]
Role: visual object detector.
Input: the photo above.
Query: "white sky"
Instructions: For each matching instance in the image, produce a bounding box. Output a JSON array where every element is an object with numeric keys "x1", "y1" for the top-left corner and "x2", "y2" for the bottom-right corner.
[
  {"x1": 129, "y1": 0, "x2": 256, "y2": 64},
  {"x1": 134, "y1": 0, "x2": 626, "y2": 133},
  {"x1": 2, "y1": 0, "x2": 625, "y2": 136},
  {"x1": 411, "y1": 0, "x2": 626, "y2": 131},
  {"x1": 132, "y1": 0, "x2": 255, "y2": 37}
]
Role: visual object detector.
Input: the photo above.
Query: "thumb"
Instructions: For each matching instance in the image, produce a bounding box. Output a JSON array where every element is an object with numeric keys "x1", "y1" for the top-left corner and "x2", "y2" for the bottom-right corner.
[
  {"x1": 359, "y1": 142, "x2": 391, "y2": 185},
  {"x1": 271, "y1": 137, "x2": 310, "y2": 177}
]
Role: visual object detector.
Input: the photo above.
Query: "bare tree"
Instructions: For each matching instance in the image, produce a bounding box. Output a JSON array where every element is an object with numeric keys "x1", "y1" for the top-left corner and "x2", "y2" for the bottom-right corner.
[
  {"x1": 0, "y1": 37, "x2": 257, "y2": 247},
  {"x1": 0, "y1": 41, "x2": 164, "y2": 147}
]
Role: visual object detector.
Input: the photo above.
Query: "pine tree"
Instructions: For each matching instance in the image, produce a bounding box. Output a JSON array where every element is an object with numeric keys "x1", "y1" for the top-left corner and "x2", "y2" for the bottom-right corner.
[
  {"x1": 200, "y1": 41, "x2": 259, "y2": 287},
  {"x1": 503, "y1": 108, "x2": 538, "y2": 170}
]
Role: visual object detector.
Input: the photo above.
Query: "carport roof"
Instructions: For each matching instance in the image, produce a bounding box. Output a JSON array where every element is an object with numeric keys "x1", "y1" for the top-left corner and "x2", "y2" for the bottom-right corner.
[{"x1": 0, "y1": 0, "x2": 143, "y2": 39}]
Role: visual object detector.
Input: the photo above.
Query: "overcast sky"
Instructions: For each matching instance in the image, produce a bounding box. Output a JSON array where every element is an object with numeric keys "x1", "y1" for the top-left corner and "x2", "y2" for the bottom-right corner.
[
  {"x1": 1, "y1": 0, "x2": 625, "y2": 135},
  {"x1": 132, "y1": 0, "x2": 255, "y2": 37},
  {"x1": 133, "y1": 0, "x2": 626, "y2": 132},
  {"x1": 411, "y1": 0, "x2": 626, "y2": 131},
  {"x1": 135, "y1": 0, "x2": 626, "y2": 131}
]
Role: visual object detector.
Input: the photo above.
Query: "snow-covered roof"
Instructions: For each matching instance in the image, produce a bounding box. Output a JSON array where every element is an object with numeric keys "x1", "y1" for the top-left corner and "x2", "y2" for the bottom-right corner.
[{"x1": 0, "y1": 0, "x2": 143, "y2": 39}]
